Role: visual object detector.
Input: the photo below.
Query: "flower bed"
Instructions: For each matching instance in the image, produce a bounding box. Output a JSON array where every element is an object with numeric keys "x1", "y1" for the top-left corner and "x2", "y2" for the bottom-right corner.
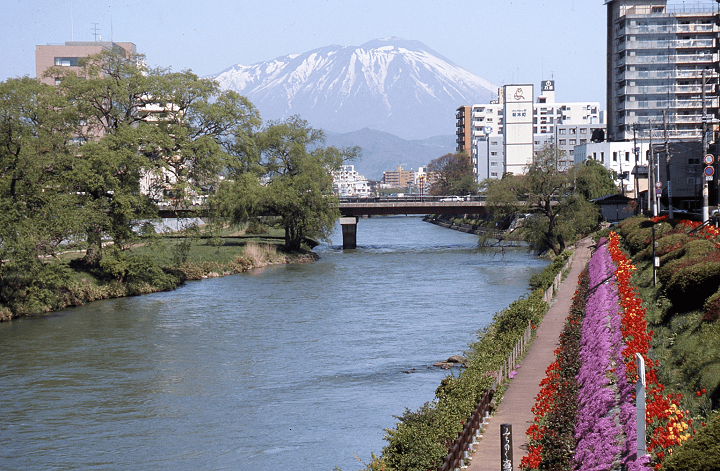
[{"x1": 523, "y1": 233, "x2": 697, "y2": 470}]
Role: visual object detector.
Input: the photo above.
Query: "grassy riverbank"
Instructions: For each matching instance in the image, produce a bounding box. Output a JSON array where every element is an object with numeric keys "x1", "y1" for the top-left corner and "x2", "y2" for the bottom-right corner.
[{"x1": 0, "y1": 222, "x2": 318, "y2": 322}]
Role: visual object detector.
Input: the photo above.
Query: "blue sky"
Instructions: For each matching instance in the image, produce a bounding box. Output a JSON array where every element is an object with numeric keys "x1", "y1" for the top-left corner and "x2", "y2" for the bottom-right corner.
[{"x1": 3, "y1": 0, "x2": 611, "y2": 104}]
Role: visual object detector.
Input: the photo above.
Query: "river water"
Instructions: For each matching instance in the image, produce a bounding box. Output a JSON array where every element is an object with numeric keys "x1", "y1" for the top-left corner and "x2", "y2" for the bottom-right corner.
[{"x1": 0, "y1": 216, "x2": 547, "y2": 471}]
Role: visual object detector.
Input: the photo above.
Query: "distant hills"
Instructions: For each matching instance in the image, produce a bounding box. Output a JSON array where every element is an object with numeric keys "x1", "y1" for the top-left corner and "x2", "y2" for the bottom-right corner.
[{"x1": 211, "y1": 37, "x2": 496, "y2": 177}]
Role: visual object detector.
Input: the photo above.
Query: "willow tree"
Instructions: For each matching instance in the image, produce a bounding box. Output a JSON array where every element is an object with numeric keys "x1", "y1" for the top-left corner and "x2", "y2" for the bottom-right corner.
[
  {"x1": 483, "y1": 145, "x2": 605, "y2": 255},
  {"x1": 218, "y1": 115, "x2": 360, "y2": 251}
]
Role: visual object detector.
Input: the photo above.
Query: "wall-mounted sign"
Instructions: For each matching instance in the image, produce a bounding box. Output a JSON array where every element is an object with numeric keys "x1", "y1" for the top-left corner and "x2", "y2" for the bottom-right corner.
[{"x1": 541, "y1": 80, "x2": 555, "y2": 92}]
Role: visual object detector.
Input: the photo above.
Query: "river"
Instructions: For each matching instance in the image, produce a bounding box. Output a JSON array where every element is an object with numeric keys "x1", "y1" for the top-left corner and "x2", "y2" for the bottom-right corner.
[{"x1": 0, "y1": 216, "x2": 547, "y2": 471}]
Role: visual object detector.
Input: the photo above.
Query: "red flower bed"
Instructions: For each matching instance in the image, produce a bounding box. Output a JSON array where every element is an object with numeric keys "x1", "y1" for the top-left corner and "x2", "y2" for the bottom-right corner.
[{"x1": 608, "y1": 232, "x2": 692, "y2": 470}]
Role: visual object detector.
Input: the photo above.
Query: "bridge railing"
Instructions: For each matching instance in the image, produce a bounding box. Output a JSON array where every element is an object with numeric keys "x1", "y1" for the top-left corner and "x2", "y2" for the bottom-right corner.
[{"x1": 338, "y1": 195, "x2": 487, "y2": 204}]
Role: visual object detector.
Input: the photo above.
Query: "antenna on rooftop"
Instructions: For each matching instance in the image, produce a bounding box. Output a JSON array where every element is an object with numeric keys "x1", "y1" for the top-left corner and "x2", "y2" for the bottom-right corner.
[
  {"x1": 70, "y1": 0, "x2": 74, "y2": 40},
  {"x1": 91, "y1": 22, "x2": 101, "y2": 41}
]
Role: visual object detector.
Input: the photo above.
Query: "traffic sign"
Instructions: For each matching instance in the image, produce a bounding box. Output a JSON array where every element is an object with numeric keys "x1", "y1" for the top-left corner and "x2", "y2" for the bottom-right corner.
[
  {"x1": 655, "y1": 181, "x2": 662, "y2": 189},
  {"x1": 705, "y1": 154, "x2": 715, "y2": 165},
  {"x1": 704, "y1": 166, "x2": 715, "y2": 177}
]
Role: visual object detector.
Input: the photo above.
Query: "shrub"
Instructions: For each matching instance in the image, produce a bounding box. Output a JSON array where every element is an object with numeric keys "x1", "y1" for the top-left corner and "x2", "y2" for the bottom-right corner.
[
  {"x1": 529, "y1": 250, "x2": 571, "y2": 291},
  {"x1": 663, "y1": 254, "x2": 720, "y2": 312},
  {"x1": 245, "y1": 220, "x2": 269, "y2": 235},
  {"x1": 703, "y1": 289, "x2": 720, "y2": 322},
  {"x1": 635, "y1": 232, "x2": 688, "y2": 262},
  {"x1": 661, "y1": 413, "x2": 720, "y2": 471}
]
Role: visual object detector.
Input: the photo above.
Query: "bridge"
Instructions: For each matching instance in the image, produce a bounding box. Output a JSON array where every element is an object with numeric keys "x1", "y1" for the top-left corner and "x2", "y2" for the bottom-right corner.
[
  {"x1": 157, "y1": 195, "x2": 488, "y2": 250},
  {"x1": 337, "y1": 195, "x2": 488, "y2": 249}
]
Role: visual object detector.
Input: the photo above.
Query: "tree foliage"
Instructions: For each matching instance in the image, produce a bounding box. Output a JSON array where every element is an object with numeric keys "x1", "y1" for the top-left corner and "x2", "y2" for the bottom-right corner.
[
  {"x1": 427, "y1": 151, "x2": 478, "y2": 196},
  {"x1": 483, "y1": 145, "x2": 609, "y2": 255},
  {"x1": 0, "y1": 49, "x2": 261, "y2": 314},
  {"x1": 217, "y1": 115, "x2": 360, "y2": 251}
]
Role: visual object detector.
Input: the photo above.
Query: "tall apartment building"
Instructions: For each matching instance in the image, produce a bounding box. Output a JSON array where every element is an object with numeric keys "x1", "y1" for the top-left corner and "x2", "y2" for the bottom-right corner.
[
  {"x1": 606, "y1": 1, "x2": 720, "y2": 142},
  {"x1": 460, "y1": 81, "x2": 604, "y2": 180},
  {"x1": 36, "y1": 41, "x2": 137, "y2": 85},
  {"x1": 455, "y1": 105, "x2": 473, "y2": 154}
]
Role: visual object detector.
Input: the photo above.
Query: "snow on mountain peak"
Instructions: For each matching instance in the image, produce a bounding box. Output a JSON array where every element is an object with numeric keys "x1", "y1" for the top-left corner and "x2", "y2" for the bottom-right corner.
[{"x1": 211, "y1": 38, "x2": 497, "y2": 140}]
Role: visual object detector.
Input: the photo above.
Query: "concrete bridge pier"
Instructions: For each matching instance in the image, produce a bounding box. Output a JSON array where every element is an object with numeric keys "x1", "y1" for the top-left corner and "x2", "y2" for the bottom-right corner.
[{"x1": 340, "y1": 217, "x2": 358, "y2": 249}]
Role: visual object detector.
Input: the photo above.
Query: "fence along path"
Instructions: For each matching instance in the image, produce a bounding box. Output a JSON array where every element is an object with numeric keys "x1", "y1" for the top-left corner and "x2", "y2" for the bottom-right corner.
[{"x1": 458, "y1": 237, "x2": 592, "y2": 471}]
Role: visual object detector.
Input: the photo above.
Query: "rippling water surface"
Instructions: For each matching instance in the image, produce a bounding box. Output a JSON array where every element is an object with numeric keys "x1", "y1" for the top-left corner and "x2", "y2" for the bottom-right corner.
[{"x1": 0, "y1": 216, "x2": 547, "y2": 470}]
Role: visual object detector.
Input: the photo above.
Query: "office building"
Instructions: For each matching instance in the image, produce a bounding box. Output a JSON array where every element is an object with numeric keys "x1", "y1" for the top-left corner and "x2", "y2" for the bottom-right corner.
[
  {"x1": 462, "y1": 81, "x2": 604, "y2": 180},
  {"x1": 36, "y1": 41, "x2": 137, "y2": 85}
]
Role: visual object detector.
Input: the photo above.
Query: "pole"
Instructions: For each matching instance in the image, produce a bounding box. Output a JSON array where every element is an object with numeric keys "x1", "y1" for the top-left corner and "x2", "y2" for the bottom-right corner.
[
  {"x1": 702, "y1": 69, "x2": 709, "y2": 222},
  {"x1": 649, "y1": 121, "x2": 655, "y2": 216},
  {"x1": 664, "y1": 110, "x2": 673, "y2": 218}
]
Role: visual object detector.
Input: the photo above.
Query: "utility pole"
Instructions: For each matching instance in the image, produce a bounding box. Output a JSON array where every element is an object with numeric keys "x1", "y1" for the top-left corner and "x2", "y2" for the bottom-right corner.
[
  {"x1": 664, "y1": 110, "x2": 673, "y2": 218},
  {"x1": 649, "y1": 121, "x2": 655, "y2": 216},
  {"x1": 702, "y1": 69, "x2": 709, "y2": 222}
]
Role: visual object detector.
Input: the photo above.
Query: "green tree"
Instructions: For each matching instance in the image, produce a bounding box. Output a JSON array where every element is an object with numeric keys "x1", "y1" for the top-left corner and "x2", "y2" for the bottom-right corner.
[
  {"x1": 427, "y1": 151, "x2": 478, "y2": 196},
  {"x1": 574, "y1": 158, "x2": 619, "y2": 200},
  {"x1": 218, "y1": 116, "x2": 359, "y2": 251},
  {"x1": 50, "y1": 50, "x2": 259, "y2": 266},
  {"x1": 483, "y1": 144, "x2": 600, "y2": 255},
  {"x1": 0, "y1": 77, "x2": 84, "y2": 310}
]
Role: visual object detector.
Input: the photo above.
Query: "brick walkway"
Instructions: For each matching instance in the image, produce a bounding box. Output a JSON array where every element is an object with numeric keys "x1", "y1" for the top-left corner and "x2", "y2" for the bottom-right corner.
[{"x1": 465, "y1": 238, "x2": 593, "y2": 471}]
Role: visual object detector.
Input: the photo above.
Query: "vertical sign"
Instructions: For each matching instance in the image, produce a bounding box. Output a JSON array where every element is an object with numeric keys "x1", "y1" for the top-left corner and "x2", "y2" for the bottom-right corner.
[
  {"x1": 501, "y1": 423, "x2": 513, "y2": 471},
  {"x1": 636, "y1": 353, "x2": 647, "y2": 458},
  {"x1": 503, "y1": 84, "x2": 534, "y2": 175}
]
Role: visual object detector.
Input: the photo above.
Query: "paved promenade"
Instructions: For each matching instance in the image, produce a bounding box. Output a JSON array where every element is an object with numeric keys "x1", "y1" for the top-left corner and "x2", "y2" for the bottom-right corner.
[{"x1": 466, "y1": 237, "x2": 593, "y2": 471}]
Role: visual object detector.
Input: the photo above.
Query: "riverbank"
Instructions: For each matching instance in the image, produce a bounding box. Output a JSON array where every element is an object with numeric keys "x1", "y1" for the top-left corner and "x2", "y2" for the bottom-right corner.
[
  {"x1": 423, "y1": 214, "x2": 526, "y2": 246},
  {"x1": 0, "y1": 229, "x2": 319, "y2": 322}
]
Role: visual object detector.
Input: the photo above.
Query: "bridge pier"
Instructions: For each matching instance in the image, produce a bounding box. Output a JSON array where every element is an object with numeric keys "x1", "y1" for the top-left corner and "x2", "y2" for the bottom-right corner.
[{"x1": 340, "y1": 217, "x2": 358, "y2": 249}]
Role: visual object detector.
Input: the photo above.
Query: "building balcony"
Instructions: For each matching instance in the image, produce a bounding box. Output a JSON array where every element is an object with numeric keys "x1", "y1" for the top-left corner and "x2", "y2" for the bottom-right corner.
[
  {"x1": 620, "y1": 22, "x2": 717, "y2": 36},
  {"x1": 616, "y1": 38, "x2": 715, "y2": 53},
  {"x1": 622, "y1": 53, "x2": 716, "y2": 65},
  {"x1": 618, "y1": 84, "x2": 715, "y2": 95},
  {"x1": 618, "y1": 98, "x2": 719, "y2": 110}
]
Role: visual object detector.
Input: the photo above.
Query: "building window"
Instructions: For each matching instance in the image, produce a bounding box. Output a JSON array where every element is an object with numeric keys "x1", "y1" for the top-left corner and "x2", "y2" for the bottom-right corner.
[
  {"x1": 570, "y1": 128, "x2": 577, "y2": 135},
  {"x1": 613, "y1": 152, "x2": 618, "y2": 162},
  {"x1": 580, "y1": 139, "x2": 587, "y2": 144},
  {"x1": 569, "y1": 139, "x2": 576, "y2": 145},
  {"x1": 55, "y1": 57, "x2": 80, "y2": 67},
  {"x1": 569, "y1": 150, "x2": 574, "y2": 155},
  {"x1": 580, "y1": 128, "x2": 588, "y2": 134},
  {"x1": 689, "y1": 158, "x2": 700, "y2": 165},
  {"x1": 490, "y1": 161, "x2": 498, "y2": 166},
  {"x1": 625, "y1": 152, "x2": 630, "y2": 161},
  {"x1": 559, "y1": 129, "x2": 567, "y2": 135},
  {"x1": 491, "y1": 172, "x2": 498, "y2": 177},
  {"x1": 559, "y1": 139, "x2": 567, "y2": 145},
  {"x1": 601, "y1": 152, "x2": 605, "y2": 163},
  {"x1": 491, "y1": 152, "x2": 498, "y2": 156}
]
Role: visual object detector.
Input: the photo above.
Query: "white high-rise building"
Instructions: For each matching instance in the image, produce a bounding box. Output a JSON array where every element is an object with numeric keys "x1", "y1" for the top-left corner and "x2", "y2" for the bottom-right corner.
[{"x1": 459, "y1": 81, "x2": 605, "y2": 180}]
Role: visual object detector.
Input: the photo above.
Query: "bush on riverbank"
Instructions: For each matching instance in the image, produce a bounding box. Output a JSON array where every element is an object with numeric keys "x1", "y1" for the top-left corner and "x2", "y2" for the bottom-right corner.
[
  {"x1": 362, "y1": 251, "x2": 571, "y2": 471},
  {"x1": 0, "y1": 231, "x2": 315, "y2": 321}
]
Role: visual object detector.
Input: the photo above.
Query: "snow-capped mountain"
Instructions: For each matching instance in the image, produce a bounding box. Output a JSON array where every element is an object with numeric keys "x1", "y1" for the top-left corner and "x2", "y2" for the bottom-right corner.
[{"x1": 212, "y1": 38, "x2": 497, "y2": 140}]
